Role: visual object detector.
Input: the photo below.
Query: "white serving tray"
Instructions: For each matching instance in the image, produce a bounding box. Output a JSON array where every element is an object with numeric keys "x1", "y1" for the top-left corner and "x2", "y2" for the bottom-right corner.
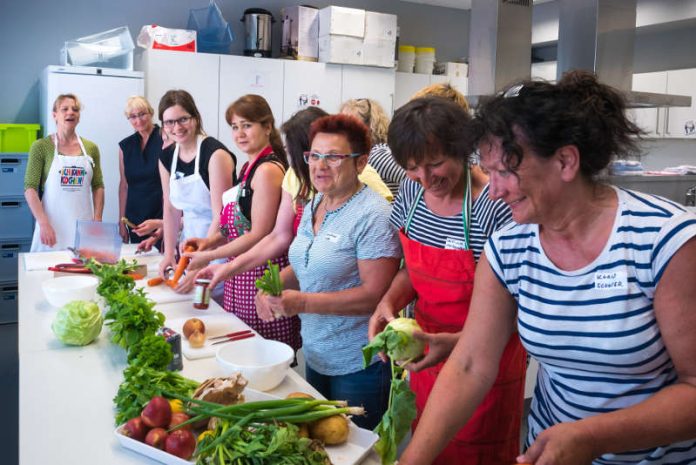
[
  {"x1": 166, "y1": 314, "x2": 254, "y2": 360},
  {"x1": 114, "y1": 389, "x2": 379, "y2": 465}
]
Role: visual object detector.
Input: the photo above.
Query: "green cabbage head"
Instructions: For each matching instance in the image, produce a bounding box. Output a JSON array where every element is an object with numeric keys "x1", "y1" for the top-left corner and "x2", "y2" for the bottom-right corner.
[
  {"x1": 362, "y1": 317, "x2": 425, "y2": 366},
  {"x1": 52, "y1": 300, "x2": 103, "y2": 346}
]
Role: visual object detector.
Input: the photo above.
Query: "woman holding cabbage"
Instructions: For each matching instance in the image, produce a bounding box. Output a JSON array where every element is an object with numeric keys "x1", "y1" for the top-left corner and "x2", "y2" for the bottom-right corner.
[{"x1": 368, "y1": 97, "x2": 526, "y2": 465}]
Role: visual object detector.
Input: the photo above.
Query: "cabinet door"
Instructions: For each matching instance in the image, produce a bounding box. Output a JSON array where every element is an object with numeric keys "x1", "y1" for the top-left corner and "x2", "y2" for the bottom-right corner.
[
  {"x1": 630, "y1": 71, "x2": 668, "y2": 138},
  {"x1": 665, "y1": 68, "x2": 696, "y2": 138},
  {"x1": 282, "y1": 61, "x2": 342, "y2": 123},
  {"x1": 341, "y1": 65, "x2": 396, "y2": 116},
  {"x1": 430, "y1": 74, "x2": 469, "y2": 98},
  {"x1": 218, "y1": 56, "x2": 285, "y2": 167},
  {"x1": 394, "y1": 72, "x2": 430, "y2": 110},
  {"x1": 142, "y1": 50, "x2": 220, "y2": 139},
  {"x1": 531, "y1": 61, "x2": 557, "y2": 82}
]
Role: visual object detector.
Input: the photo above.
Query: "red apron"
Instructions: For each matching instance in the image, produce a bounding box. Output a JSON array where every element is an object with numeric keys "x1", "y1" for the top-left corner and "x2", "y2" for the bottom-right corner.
[{"x1": 402, "y1": 186, "x2": 526, "y2": 465}]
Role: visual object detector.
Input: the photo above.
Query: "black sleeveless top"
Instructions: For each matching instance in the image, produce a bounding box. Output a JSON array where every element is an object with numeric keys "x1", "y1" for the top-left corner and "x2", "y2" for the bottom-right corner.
[
  {"x1": 118, "y1": 126, "x2": 164, "y2": 242},
  {"x1": 237, "y1": 153, "x2": 286, "y2": 223}
]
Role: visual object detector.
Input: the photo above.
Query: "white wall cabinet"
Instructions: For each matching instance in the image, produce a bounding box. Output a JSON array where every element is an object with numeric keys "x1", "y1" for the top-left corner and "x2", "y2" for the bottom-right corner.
[
  {"x1": 342, "y1": 65, "x2": 396, "y2": 116},
  {"x1": 631, "y1": 69, "x2": 696, "y2": 139},
  {"x1": 282, "y1": 61, "x2": 343, "y2": 123},
  {"x1": 394, "y1": 72, "x2": 468, "y2": 111}
]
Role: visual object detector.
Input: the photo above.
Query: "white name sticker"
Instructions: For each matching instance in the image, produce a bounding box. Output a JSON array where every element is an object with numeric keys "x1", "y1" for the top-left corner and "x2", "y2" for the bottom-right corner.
[
  {"x1": 325, "y1": 232, "x2": 341, "y2": 243},
  {"x1": 594, "y1": 270, "x2": 628, "y2": 290},
  {"x1": 445, "y1": 237, "x2": 467, "y2": 250}
]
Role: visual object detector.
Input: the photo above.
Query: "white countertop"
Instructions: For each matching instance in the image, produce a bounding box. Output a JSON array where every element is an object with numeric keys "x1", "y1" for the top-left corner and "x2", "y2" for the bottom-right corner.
[{"x1": 18, "y1": 249, "x2": 380, "y2": 465}]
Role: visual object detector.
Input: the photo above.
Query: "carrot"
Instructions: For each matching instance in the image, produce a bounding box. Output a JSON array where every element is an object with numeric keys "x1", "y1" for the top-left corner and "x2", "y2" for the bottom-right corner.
[
  {"x1": 129, "y1": 273, "x2": 145, "y2": 281},
  {"x1": 147, "y1": 276, "x2": 164, "y2": 286},
  {"x1": 170, "y1": 244, "x2": 197, "y2": 287}
]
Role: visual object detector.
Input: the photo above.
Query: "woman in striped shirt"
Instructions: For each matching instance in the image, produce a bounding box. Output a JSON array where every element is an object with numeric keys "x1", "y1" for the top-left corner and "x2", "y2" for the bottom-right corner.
[
  {"x1": 399, "y1": 71, "x2": 696, "y2": 465},
  {"x1": 369, "y1": 96, "x2": 525, "y2": 465}
]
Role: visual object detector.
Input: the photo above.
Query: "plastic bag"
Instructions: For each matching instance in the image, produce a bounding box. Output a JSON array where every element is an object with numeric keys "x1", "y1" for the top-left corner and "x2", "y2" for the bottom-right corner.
[
  {"x1": 136, "y1": 25, "x2": 197, "y2": 52},
  {"x1": 187, "y1": 0, "x2": 234, "y2": 54}
]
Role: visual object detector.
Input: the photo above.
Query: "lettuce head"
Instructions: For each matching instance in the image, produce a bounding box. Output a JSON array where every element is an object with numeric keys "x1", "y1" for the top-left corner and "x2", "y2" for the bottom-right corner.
[{"x1": 52, "y1": 300, "x2": 103, "y2": 346}]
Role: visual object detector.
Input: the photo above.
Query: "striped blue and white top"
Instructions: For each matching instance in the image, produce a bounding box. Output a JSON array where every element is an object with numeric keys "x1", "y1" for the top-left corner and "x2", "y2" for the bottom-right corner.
[
  {"x1": 391, "y1": 178, "x2": 512, "y2": 261},
  {"x1": 485, "y1": 187, "x2": 696, "y2": 464},
  {"x1": 368, "y1": 143, "x2": 407, "y2": 198},
  {"x1": 288, "y1": 185, "x2": 402, "y2": 376}
]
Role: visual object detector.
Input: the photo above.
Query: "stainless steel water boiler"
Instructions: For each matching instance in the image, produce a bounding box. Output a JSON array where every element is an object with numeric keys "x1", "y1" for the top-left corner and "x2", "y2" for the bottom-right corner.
[{"x1": 241, "y1": 8, "x2": 274, "y2": 57}]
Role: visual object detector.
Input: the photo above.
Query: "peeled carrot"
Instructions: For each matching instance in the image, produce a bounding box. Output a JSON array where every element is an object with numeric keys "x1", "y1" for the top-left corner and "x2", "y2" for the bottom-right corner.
[
  {"x1": 147, "y1": 276, "x2": 164, "y2": 287},
  {"x1": 129, "y1": 273, "x2": 145, "y2": 281},
  {"x1": 170, "y1": 244, "x2": 197, "y2": 287}
]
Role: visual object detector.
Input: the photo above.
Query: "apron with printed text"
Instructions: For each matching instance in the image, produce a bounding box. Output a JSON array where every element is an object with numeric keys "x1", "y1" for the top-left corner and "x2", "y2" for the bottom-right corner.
[
  {"x1": 30, "y1": 134, "x2": 94, "y2": 252},
  {"x1": 403, "y1": 180, "x2": 527, "y2": 465},
  {"x1": 169, "y1": 136, "x2": 214, "y2": 242},
  {"x1": 219, "y1": 146, "x2": 301, "y2": 351}
]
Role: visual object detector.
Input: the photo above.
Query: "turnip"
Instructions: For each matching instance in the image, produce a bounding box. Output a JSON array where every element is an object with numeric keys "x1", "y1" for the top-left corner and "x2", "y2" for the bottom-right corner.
[
  {"x1": 145, "y1": 427, "x2": 168, "y2": 450},
  {"x1": 165, "y1": 429, "x2": 196, "y2": 459},
  {"x1": 141, "y1": 396, "x2": 172, "y2": 428},
  {"x1": 362, "y1": 317, "x2": 425, "y2": 365}
]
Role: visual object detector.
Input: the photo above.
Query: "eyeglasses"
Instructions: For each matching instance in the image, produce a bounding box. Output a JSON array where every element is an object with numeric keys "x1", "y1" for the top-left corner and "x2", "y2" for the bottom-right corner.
[
  {"x1": 303, "y1": 151, "x2": 362, "y2": 166},
  {"x1": 163, "y1": 115, "x2": 193, "y2": 128},
  {"x1": 127, "y1": 112, "x2": 149, "y2": 121}
]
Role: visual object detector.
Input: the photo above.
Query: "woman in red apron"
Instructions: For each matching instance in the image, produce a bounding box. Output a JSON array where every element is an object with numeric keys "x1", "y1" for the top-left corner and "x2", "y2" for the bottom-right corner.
[
  {"x1": 369, "y1": 97, "x2": 527, "y2": 465},
  {"x1": 186, "y1": 95, "x2": 300, "y2": 351}
]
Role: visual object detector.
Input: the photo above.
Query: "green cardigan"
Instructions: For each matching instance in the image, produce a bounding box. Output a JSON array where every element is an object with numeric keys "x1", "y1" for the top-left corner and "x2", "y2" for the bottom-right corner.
[{"x1": 24, "y1": 136, "x2": 104, "y2": 191}]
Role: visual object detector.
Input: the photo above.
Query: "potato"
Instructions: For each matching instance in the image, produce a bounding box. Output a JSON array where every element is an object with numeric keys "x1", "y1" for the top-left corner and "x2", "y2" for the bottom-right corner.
[
  {"x1": 183, "y1": 318, "x2": 205, "y2": 339},
  {"x1": 285, "y1": 392, "x2": 315, "y2": 400},
  {"x1": 297, "y1": 423, "x2": 310, "y2": 438},
  {"x1": 309, "y1": 414, "x2": 349, "y2": 445}
]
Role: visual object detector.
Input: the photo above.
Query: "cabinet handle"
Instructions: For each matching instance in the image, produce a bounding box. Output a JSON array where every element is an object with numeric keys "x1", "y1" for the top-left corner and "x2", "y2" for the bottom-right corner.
[
  {"x1": 1, "y1": 244, "x2": 20, "y2": 252},
  {"x1": 655, "y1": 108, "x2": 661, "y2": 136},
  {"x1": 665, "y1": 108, "x2": 671, "y2": 136},
  {"x1": 0, "y1": 202, "x2": 20, "y2": 208},
  {"x1": 0, "y1": 158, "x2": 20, "y2": 165}
]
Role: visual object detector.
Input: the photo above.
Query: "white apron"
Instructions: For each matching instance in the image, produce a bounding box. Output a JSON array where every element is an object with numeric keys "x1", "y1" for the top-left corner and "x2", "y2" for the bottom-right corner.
[
  {"x1": 169, "y1": 136, "x2": 214, "y2": 242},
  {"x1": 30, "y1": 134, "x2": 94, "y2": 252}
]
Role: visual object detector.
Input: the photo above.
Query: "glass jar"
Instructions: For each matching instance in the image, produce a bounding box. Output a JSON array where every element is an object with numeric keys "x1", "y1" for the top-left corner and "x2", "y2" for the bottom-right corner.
[{"x1": 193, "y1": 279, "x2": 211, "y2": 309}]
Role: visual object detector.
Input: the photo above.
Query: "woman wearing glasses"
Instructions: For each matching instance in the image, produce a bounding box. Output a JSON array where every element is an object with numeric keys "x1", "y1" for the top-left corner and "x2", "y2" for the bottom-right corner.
[
  {"x1": 368, "y1": 97, "x2": 524, "y2": 465},
  {"x1": 117, "y1": 96, "x2": 168, "y2": 246},
  {"x1": 157, "y1": 89, "x2": 236, "y2": 285},
  {"x1": 255, "y1": 114, "x2": 401, "y2": 429},
  {"x1": 182, "y1": 95, "x2": 301, "y2": 351}
]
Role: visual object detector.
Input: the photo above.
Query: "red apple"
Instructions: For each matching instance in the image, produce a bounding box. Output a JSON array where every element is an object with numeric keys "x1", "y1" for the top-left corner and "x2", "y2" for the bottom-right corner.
[
  {"x1": 141, "y1": 396, "x2": 172, "y2": 428},
  {"x1": 123, "y1": 416, "x2": 148, "y2": 442},
  {"x1": 165, "y1": 429, "x2": 196, "y2": 459},
  {"x1": 169, "y1": 412, "x2": 191, "y2": 431},
  {"x1": 145, "y1": 427, "x2": 168, "y2": 450}
]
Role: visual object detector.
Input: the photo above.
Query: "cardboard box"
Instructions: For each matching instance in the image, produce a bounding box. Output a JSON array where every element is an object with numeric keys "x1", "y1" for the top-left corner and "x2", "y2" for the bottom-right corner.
[
  {"x1": 319, "y1": 35, "x2": 363, "y2": 65},
  {"x1": 363, "y1": 39, "x2": 396, "y2": 68},
  {"x1": 319, "y1": 6, "x2": 365, "y2": 38},
  {"x1": 444, "y1": 62, "x2": 468, "y2": 78},
  {"x1": 281, "y1": 5, "x2": 319, "y2": 61},
  {"x1": 364, "y1": 11, "x2": 398, "y2": 42}
]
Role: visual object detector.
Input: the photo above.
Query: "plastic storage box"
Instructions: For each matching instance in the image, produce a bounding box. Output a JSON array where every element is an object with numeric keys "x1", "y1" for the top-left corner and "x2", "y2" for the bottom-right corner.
[
  {"x1": 0, "y1": 197, "x2": 33, "y2": 240},
  {"x1": 0, "y1": 154, "x2": 28, "y2": 197},
  {"x1": 187, "y1": 1, "x2": 234, "y2": 54},
  {"x1": 61, "y1": 26, "x2": 135, "y2": 70},
  {"x1": 0, "y1": 238, "x2": 31, "y2": 282},
  {"x1": 0, "y1": 125, "x2": 40, "y2": 153},
  {"x1": 74, "y1": 220, "x2": 121, "y2": 263}
]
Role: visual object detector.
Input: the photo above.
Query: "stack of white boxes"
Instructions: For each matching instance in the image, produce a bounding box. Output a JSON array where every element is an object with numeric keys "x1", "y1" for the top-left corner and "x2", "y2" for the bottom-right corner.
[{"x1": 318, "y1": 6, "x2": 397, "y2": 68}]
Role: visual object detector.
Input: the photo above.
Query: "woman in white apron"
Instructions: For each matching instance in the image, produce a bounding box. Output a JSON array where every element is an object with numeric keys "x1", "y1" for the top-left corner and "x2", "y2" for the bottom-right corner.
[
  {"x1": 25, "y1": 93, "x2": 104, "y2": 252},
  {"x1": 157, "y1": 90, "x2": 236, "y2": 289}
]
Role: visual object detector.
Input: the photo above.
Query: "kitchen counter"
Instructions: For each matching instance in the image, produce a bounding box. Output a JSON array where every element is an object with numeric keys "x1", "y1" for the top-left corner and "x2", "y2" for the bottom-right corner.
[{"x1": 18, "y1": 250, "x2": 381, "y2": 465}]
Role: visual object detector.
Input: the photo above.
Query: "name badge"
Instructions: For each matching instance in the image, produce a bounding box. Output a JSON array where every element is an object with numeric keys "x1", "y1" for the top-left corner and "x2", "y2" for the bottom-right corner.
[
  {"x1": 445, "y1": 237, "x2": 467, "y2": 250},
  {"x1": 325, "y1": 232, "x2": 341, "y2": 243},
  {"x1": 594, "y1": 270, "x2": 628, "y2": 290}
]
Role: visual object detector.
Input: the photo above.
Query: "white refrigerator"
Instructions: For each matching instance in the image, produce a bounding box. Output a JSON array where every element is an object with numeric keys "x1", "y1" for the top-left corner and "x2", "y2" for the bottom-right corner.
[{"x1": 40, "y1": 65, "x2": 144, "y2": 224}]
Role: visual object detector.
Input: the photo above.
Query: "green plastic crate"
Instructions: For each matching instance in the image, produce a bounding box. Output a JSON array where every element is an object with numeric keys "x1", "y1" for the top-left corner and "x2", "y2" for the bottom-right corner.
[{"x1": 0, "y1": 124, "x2": 41, "y2": 152}]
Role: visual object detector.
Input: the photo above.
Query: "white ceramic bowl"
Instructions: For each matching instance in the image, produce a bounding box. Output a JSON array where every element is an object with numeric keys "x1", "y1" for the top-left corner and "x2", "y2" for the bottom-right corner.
[
  {"x1": 216, "y1": 337, "x2": 294, "y2": 391},
  {"x1": 42, "y1": 275, "x2": 99, "y2": 308}
]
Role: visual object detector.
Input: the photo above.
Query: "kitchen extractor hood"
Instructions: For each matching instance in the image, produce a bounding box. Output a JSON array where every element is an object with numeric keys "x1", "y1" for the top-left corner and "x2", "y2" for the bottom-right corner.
[
  {"x1": 557, "y1": 0, "x2": 690, "y2": 108},
  {"x1": 466, "y1": 0, "x2": 691, "y2": 109}
]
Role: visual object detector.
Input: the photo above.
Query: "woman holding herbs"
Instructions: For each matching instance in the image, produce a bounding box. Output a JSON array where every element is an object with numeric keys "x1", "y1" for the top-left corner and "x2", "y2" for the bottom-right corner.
[{"x1": 255, "y1": 114, "x2": 401, "y2": 429}]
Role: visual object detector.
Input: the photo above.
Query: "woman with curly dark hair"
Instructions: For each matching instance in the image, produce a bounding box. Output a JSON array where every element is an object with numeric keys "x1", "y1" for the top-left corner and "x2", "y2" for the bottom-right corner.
[{"x1": 398, "y1": 70, "x2": 696, "y2": 465}]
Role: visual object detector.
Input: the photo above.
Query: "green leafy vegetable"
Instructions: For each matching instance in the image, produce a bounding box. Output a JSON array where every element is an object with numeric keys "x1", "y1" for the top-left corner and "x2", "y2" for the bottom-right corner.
[
  {"x1": 113, "y1": 365, "x2": 199, "y2": 425},
  {"x1": 103, "y1": 288, "x2": 165, "y2": 350},
  {"x1": 255, "y1": 260, "x2": 283, "y2": 296},
  {"x1": 85, "y1": 259, "x2": 137, "y2": 300},
  {"x1": 127, "y1": 334, "x2": 173, "y2": 370},
  {"x1": 51, "y1": 300, "x2": 103, "y2": 346},
  {"x1": 362, "y1": 318, "x2": 424, "y2": 465}
]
